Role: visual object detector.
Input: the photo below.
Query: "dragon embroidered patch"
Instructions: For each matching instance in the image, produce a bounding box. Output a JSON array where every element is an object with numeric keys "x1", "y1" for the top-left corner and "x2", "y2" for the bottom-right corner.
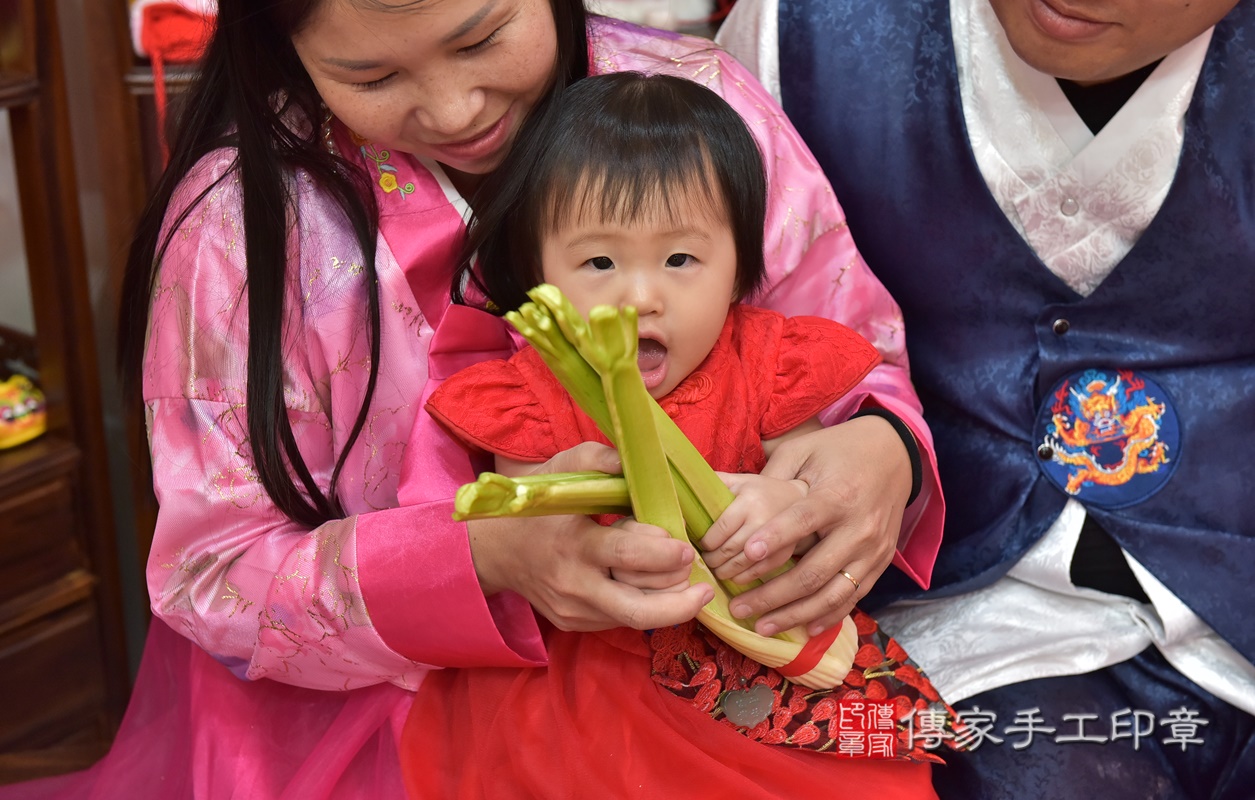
[{"x1": 1035, "y1": 368, "x2": 1179, "y2": 508}]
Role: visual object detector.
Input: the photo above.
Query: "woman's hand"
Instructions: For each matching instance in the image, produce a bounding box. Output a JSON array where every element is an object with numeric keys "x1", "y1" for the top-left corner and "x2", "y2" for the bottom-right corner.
[
  {"x1": 722, "y1": 415, "x2": 913, "y2": 636},
  {"x1": 467, "y1": 442, "x2": 713, "y2": 632},
  {"x1": 608, "y1": 516, "x2": 696, "y2": 592},
  {"x1": 699, "y1": 472, "x2": 811, "y2": 581}
]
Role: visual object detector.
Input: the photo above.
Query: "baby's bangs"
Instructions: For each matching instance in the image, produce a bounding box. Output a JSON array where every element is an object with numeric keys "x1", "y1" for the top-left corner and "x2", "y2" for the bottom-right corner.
[{"x1": 542, "y1": 148, "x2": 725, "y2": 232}]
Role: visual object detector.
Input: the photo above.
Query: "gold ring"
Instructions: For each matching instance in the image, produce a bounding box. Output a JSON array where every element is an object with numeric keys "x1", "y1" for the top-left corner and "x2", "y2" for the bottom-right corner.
[{"x1": 839, "y1": 570, "x2": 861, "y2": 592}]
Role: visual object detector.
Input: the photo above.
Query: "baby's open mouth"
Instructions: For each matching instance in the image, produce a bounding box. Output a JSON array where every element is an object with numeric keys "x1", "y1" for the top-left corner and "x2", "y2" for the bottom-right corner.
[
  {"x1": 637, "y1": 338, "x2": 668, "y2": 390},
  {"x1": 637, "y1": 338, "x2": 666, "y2": 372}
]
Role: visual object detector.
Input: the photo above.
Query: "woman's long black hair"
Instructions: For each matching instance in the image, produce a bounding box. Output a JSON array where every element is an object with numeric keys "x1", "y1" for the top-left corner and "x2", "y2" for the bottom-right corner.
[
  {"x1": 454, "y1": 71, "x2": 768, "y2": 313},
  {"x1": 118, "y1": 0, "x2": 590, "y2": 527}
]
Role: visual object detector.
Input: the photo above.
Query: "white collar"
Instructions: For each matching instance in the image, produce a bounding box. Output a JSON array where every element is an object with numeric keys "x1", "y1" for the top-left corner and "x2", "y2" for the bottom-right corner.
[
  {"x1": 954, "y1": 0, "x2": 1212, "y2": 190},
  {"x1": 951, "y1": 0, "x2": 1213, "y2": 294}
]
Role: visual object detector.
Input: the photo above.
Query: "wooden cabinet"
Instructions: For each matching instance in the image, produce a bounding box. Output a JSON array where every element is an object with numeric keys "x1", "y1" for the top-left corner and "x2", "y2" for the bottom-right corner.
[
  {"x1": 0, "y1": 440, "x2": 108, "y2": 774},
  {"x1": 0, "y1": 0, "x2": 133, "y2": 783}
]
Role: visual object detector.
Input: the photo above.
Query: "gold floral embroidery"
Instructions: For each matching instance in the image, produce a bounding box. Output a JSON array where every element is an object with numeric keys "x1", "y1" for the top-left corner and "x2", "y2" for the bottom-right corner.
[{"x1": 359, "y1": 141, "x2": 416, "y2": 199}]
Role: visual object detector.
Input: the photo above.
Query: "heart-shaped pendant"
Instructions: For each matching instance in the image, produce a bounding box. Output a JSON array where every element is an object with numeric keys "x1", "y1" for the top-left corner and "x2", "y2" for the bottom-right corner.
[{"x1": 723, "y1": 683, "x2": 775, "y2": 728}]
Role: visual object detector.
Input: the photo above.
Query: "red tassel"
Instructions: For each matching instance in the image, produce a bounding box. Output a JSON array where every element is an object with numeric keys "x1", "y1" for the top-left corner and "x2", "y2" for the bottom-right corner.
[{"x1": 139, "y1": 3, "x2": 216, "y2": 165}]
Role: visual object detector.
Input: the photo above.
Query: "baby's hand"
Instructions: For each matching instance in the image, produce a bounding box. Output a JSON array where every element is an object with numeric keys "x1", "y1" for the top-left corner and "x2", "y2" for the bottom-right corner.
[{"x1": 700, "y1": 472, "x2": 812, "y2": 584}]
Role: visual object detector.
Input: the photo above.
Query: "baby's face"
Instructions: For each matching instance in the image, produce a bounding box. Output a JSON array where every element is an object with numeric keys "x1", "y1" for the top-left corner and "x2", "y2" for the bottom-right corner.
[{"x1": 540, "y1": 190, "x2": 738, "y2": 400}]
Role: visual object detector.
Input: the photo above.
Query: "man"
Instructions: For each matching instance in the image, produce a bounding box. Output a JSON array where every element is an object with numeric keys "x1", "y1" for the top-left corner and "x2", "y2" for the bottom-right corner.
[{"x1": 719, "y1": 1, "x2": 1254, "y2": 797}]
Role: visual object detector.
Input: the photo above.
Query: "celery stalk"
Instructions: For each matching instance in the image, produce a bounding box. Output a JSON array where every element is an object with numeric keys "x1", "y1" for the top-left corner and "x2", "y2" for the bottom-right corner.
[
  {"x1": 484, "y1": 285, "x2": 858, "y2": 686},
  {"x1": 520, "y1": 286, "x2": 790, "y2": 597},
  {"x1": 583, "y1": 305, "x2": 686, "y2": 540},
  {"x1": 582, "y1": 304, "x2": 753, "y2": 632},
  {"x1": 453, "y1": 471, "x2": 630, "y2": 520}
]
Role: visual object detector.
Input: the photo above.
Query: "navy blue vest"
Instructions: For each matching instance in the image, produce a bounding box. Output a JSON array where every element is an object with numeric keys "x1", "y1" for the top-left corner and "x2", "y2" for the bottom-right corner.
[{"x1": 779, "y1": 0, "x2": 1255, "y2": 662}]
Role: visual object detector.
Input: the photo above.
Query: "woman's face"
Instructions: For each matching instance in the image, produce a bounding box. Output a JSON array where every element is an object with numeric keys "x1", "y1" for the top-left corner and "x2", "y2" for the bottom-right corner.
[
  {"x1": 293, "y1": 0, "x2": 559, "y2": 181},
  {"x1": 987, "y1": 0, "x2": 1239, "y2": 84}
]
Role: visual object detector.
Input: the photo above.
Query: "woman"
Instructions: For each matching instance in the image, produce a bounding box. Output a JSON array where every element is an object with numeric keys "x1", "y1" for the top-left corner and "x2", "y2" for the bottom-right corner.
[{"x1": 15, "y1": 0, "x2": 943, "y2": 796}]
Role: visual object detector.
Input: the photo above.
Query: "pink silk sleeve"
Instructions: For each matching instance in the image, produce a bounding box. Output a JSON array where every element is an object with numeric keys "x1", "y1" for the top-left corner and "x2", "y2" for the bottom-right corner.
[
  {"x1": 142, "y1": 152, "x2": 544, "y2": 692},
  {"x1": 592, "y1": 20, "x2": 943, "y2": 587}
]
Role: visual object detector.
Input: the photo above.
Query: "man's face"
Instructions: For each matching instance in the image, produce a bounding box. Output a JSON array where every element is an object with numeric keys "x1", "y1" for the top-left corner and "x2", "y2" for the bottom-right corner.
[{"x1": 987, "y1": 0, "x2": 1240, "y2": 84}]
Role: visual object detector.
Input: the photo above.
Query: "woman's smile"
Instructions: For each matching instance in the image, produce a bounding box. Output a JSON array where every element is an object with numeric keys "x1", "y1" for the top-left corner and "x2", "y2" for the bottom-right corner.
[{"x1": 422, "y1": 106, "x2": 515, "y2": 169}]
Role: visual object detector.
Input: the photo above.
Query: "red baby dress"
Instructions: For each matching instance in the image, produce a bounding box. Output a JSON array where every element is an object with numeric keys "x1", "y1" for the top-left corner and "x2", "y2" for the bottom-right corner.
[{"x1": 403, "y1": 305, "x2": 960, "y2": 799}]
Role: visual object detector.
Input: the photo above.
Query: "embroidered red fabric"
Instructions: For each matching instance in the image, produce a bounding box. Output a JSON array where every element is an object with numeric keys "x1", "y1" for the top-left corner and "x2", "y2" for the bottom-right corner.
[
  {"x1": 647, "y1": 611, "x2": 963, "y2": 760},
  {"x1": 426, "y1": 304, "x2": 881, "y2": 469}
]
